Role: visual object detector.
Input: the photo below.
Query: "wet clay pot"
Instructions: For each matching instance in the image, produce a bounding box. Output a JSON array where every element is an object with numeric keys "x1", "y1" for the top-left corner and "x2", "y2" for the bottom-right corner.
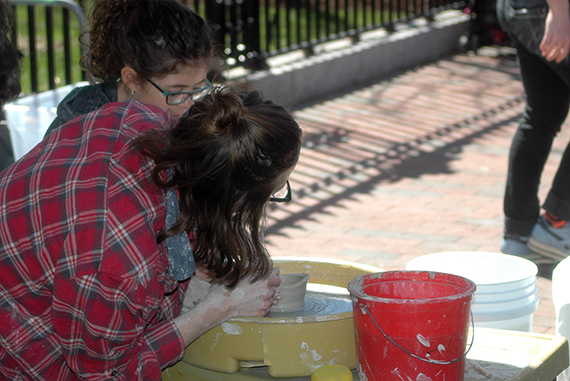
[{"x1": 271, "y1": 273, "x2": 311, "y2": 313}]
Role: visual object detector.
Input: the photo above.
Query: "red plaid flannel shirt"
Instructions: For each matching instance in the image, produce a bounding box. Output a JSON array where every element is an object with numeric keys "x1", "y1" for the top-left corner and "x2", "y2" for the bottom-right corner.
[{"x1": 0, "y1": 101, "x2": 188, "y2": 380}]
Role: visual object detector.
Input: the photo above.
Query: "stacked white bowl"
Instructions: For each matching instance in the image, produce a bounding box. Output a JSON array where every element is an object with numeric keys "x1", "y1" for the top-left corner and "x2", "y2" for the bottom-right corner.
[{"x1": 406, "y1": 251, "x2": 538, "y2": 332}]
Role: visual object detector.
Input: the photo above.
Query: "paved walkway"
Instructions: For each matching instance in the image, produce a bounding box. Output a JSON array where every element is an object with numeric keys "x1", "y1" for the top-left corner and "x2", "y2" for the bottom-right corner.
[{"x1": 264, "y1": 46, "x2": 570, "y2": 336}]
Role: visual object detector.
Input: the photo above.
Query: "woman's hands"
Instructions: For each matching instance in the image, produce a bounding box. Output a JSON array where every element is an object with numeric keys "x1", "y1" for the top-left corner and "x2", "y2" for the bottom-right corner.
[
  {"x1": 210, "y1": 267, "x2": 282, "y2": 318},
  {"x1": 174, "y1": 267, "x2": 282, "y2": 347},
  {"x1": 540, "y1": 1, "x2": 570, "y2": 63}
]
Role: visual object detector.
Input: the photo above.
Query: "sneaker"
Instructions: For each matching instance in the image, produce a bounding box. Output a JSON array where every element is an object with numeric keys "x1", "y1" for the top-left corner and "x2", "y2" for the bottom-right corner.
[
  {"x1": 528, "y1": 215, "x2": 570, "y2": 262},
  {"x1": 501, "y1": 234, "x2": 556, "y2": 265}
]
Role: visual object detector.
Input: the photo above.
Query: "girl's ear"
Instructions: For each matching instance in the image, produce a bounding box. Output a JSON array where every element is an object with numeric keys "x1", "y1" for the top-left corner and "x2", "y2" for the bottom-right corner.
[{"x1": 120, "y1": 66, "x2": 140, "y2": 93}]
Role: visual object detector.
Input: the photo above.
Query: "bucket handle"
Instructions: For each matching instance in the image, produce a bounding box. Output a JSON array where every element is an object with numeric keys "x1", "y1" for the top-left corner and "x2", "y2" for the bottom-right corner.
[{"x1": 362, "y1": 304, "x2": 474, "y2": 365}]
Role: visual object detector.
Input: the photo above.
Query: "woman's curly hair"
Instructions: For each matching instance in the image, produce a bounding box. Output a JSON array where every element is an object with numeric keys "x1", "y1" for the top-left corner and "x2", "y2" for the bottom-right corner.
[
  {"x1": 83, "y1": 0, "x2": 219, "y2": 82},
  {"x1": 0, "y1": 0, "x2": 22, "y2": 106}
]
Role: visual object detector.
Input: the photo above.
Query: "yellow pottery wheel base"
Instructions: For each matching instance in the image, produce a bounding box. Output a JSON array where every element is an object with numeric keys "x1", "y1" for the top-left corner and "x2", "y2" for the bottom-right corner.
[{"x1": 183, "y1": 257, "x2": 383, "y2": 378}]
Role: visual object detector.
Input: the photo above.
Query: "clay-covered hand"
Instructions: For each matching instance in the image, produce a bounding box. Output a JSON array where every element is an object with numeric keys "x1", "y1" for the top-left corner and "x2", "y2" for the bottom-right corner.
[
  {"x1": 183, "y1": 275, "x2": 212, "y2": 309},
  {"x1": 174, "y1": 267, "x2": 282, "y2": 347},
  {"x1": 540, "y1": 6, "x2": 570, "y2": 63},
  {"x1": 209, "y1": 267, "x2": 282, "y2": 318}
]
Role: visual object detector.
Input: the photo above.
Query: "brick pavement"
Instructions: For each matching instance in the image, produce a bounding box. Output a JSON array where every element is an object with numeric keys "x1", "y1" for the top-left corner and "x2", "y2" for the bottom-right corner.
[{"x1": 264, "y1": 46, "x2": 570, "y2": 335}]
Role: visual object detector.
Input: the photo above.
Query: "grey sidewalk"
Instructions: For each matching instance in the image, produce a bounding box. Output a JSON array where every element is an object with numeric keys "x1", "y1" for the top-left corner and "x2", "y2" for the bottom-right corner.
[{"x1": 264, "y1": 46, "x2": 570, "y2": 335}]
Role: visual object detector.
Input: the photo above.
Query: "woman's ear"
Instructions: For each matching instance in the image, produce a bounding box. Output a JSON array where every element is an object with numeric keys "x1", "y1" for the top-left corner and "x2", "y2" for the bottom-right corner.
[{"x1": 120, "y1": 66, "x2": 140, "y2": 93}]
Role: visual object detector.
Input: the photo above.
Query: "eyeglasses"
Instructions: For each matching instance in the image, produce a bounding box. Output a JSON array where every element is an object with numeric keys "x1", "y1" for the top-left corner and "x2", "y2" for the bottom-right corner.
[
  {"x1": 144, "y1": 77, "x2": 212, "y2": 105},
  {"x1": 269, "y1": 180, "x2": 292, "y2": 203}
]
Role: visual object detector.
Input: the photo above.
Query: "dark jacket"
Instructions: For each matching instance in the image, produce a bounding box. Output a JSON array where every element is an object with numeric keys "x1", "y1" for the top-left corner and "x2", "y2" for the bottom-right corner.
[
  {"x1": 45, "y1": 80, "x2": 117, "y2": 136},
  {"x1": 496, "y1": 0, "x2": 549, "y2": 57}
]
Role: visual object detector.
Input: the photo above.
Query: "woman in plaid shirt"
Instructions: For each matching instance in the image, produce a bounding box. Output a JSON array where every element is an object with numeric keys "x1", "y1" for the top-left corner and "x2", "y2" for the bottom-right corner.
[{"x1": 0, "y1": 89, "x2": 301, "y2": 380}]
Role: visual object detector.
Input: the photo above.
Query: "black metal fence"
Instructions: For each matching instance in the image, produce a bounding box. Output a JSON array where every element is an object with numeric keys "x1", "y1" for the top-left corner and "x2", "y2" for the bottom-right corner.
[
  {"x1": 10, "y1": 0, "x2": 466, "y2": 94},
  {"x1": 9, "y1": 0, "x2": 89, "y2": 94},
  {"x1": 199, "y1": 0, "x2": 466, "y2": 70}
]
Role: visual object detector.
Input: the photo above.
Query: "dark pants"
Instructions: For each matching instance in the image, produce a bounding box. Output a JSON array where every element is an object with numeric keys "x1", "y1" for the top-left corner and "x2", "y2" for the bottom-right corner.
[
  {"x1": 504, "y1": 43, "x2": 570, "y2": 236},
  {"x1": 496, "y1": 0, "x2": 570, "y2": 236}
]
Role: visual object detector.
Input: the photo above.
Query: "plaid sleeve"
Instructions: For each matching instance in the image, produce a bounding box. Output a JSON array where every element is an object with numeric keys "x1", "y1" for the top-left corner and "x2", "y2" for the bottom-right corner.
[{"x1": 52, "y1": 273, "x2": 184, "y2": 380}]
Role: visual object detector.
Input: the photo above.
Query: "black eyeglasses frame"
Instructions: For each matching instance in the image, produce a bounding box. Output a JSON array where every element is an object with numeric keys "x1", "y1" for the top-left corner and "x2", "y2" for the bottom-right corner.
[
  {"x1": 144, "y1": 77, "x2": 212, "y2": 105},
  {"x1": 269, "y1": 180, "x2": 292, "y2": 203}
]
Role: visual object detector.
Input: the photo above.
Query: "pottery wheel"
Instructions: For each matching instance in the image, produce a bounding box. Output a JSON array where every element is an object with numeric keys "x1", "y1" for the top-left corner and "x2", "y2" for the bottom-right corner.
[{"x1": 182, "y1": 259, "x2": 384, "y2": 378}]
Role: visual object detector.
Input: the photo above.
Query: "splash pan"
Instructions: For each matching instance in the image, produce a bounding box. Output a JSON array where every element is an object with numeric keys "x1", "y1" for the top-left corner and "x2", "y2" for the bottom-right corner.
[
  {"x1": 182, "y1": 257, "x2": 382, "y2": 378},
  {"x1": 268, "y1": 289, "x2": 351, "y2": 318}
]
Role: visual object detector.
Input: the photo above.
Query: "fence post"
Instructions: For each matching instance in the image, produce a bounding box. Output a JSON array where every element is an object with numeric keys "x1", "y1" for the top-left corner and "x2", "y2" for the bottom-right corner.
[
  {"x1": 242, "y1": 0, "x2": 266, "y2": 69},
  {"x1": 205, "y1": 0, "x2": 225, "y2": 52},
  {"x1": 27, "y1": 6, "x2": 38, "y2": 93}
]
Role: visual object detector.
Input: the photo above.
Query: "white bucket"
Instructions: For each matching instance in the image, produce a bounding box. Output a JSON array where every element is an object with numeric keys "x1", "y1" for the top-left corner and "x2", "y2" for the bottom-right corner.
[
  {"x1": 471, "y1": 293, "x2": 538, "y2": 314},
  {"x1": 473, "y1": 308, "x2": 537, "y2": 332},
  {"x1": 473, "y1": 282, "x2": 537, "y2": 303},
  {"x1": 406, "y1": 251, "x2": 539, "y2": 332}
]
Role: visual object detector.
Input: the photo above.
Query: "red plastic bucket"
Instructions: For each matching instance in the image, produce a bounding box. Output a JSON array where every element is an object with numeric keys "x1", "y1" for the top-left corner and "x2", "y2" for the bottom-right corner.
[{"x1": 348, "y1": 271, "x2": 476, "y2": 381}]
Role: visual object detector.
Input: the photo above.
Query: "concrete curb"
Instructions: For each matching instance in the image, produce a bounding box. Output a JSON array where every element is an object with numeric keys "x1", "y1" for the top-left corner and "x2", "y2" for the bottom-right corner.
[{"x1": 233, "y1": 10, "x2": 471, "y2": 109}]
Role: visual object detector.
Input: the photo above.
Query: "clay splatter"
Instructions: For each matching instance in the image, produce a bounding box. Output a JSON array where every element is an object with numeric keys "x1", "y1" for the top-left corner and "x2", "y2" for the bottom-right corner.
[
  {"x1": 437, "y1": 344, "x2": 446, "y2": 354},
  {"x1": 417, "y1": 334, "x2": 430, "y2": 347},
  {"x1": 221, "y1": 322, "x2": 243, "y2": 335},
  {"x1": 358, "y1": 363, "x2": 368, "y2": 381},
  {"x1": 298, "y1": 341, "x2": 336, "y2": 373},
  {"x1": 209, "y1": 332, "x2": 222, "y2": 351},
  {"x1": 310, "y1": 350, "x2": 322, "y2": 362},
  {"x1": 391, "y1": 368, "x2": 413, "y2": 381}
]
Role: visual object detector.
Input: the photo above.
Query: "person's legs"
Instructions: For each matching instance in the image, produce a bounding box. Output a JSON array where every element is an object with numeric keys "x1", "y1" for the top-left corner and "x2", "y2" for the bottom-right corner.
[
  {"x1": 530, "y1": 137, "x2": 570, "y2": 259},
  {"x1": 502, "y1": 43, "x2": 570, "y2": 262},
  {"x1": 542, "y1": 35, "x2": 570, "y2": 223},
  {"x1": 543, "y1": 142, "x2": 570, "y2": 221},
  {"x1": 504, "y1": 44, "x2": 570, "y2": 238}
]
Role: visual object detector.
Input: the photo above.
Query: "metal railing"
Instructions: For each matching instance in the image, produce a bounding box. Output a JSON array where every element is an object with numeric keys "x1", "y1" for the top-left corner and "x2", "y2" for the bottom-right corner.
[
  {"x1": 10, "y1": 0, "x2": 467, "y2": 94},
  {"x1": 199, "y1": 0, "x2": 467, "y2": 70},
  {"x1": 9, "y1": 0, "x2": 89, "y2": 94}
]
